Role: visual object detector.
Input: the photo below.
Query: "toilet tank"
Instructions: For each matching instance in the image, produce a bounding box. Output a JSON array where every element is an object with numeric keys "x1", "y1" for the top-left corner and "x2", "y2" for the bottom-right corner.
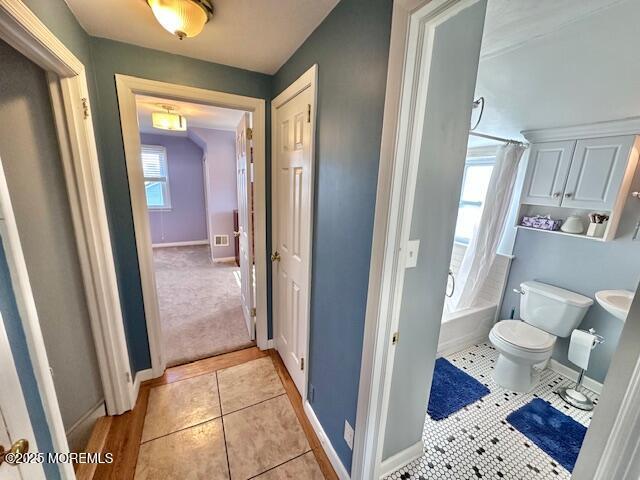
[{"x1": 520, "y1": 281, "x2": 593, "y2": 337}]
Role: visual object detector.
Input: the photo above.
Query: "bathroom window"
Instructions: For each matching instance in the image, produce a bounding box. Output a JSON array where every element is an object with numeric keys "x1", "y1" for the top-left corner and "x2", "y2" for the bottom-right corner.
[
  {"x1": 454, "y1": 157, "x2": 495, "y2": 244},
  {"x1": 141, "y1": 145, "x2": 171, "y2": 209}
]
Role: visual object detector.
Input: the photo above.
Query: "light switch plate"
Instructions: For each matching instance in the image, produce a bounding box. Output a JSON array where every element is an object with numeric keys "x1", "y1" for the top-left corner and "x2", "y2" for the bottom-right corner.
[
  {"x1": 344, "y1": 420, "x2": 354, "y2": 450},
  {"x1": 405, "y1": 239, "x2": 420, "y2": 268}
]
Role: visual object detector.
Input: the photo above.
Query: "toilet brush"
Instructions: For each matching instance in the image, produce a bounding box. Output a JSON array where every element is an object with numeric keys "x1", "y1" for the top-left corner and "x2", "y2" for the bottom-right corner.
[{"x1": 557, "y1": 328, "x2": 604, "y2": 411}]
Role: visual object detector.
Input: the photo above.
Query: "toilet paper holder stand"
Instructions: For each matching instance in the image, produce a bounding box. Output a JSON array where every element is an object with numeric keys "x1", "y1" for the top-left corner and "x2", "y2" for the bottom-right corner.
[{"x1": 557, "y1": 328, "x2": 604, "y2": 411}]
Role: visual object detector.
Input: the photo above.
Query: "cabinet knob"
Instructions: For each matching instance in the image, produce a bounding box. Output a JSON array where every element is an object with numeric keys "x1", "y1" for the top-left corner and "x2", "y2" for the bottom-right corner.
[
  {"x1": 553, "y1": 192, "x2": 561, "y2": 198},
  {"x1": 564, "y1": 193, "x2": 573, "y2": 198}
]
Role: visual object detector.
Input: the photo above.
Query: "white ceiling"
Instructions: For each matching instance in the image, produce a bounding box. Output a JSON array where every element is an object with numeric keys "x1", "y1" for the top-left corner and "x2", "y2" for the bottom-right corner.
[
  {"x1": 65, "y1": 0, "x2": 340, "y2": 74},
  {"x1": 136, "y1": 94, "x2": 244, "y2": 136},
  {"x1": 470, "y1": 0, "x2": 638, "y2": 146}
]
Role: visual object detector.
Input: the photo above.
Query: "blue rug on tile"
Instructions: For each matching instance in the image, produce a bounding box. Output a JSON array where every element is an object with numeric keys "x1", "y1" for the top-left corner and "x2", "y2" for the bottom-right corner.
[
  {"x1": 507, "y1": 398, "x2": 587, "y2": 472},
  {"x1": 427, "y1": 357, "x2": 490, "y2": 421}
]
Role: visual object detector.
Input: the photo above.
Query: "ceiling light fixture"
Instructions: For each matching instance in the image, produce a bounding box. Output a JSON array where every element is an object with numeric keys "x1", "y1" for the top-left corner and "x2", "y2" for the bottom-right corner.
[
  {"x1": 152, "y1": 105, "x2": 187, "y2": 131},
  {"x1": 147, "y1": 0, "x2": 214, "y2": 40}
]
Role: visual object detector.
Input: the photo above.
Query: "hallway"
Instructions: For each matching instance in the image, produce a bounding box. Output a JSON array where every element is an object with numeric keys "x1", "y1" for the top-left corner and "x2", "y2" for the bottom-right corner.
[
  {"x1": 90, "y1": 348, "x2": 336, "y2": 479},
  {"x1": 153, "y1": 246, "x2": 254, "y2": 366}
]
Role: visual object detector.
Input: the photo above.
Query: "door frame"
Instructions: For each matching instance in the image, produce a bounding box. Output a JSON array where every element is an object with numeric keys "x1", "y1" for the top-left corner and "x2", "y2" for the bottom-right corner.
[
  {"x1": 0, "y1": 0, "x2": 132, "y2": 434},
  {"x1": 115, "y1": 75, "x2": 269, "y2": 378},
  {"x1": 270, "y1": 64, "x2": 318, "y2": 401},
  {"x1": 352, "y1": 0, "x2": 640, "y2": 479}
]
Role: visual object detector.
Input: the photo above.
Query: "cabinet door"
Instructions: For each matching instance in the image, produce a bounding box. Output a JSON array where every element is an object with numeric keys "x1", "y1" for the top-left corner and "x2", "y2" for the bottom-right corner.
[
  {"x1": 561, "y1": 136, "x2": 634, "y2": 210},
  {"x1": 520, "y1": 141, "x2": 576, "y2": 206}
]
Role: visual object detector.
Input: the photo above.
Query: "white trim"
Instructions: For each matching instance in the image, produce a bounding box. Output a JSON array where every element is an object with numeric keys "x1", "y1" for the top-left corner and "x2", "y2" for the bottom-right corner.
[
  {"x1": 522, "y1": 117, "x2": 640, "y2": 143},
  {"x1": 212, "y1": 256, "x2": 236, "y2": 263},
  {"x1": 378, "y1": 441, "x2": 423, "y2": 480},
  {"x1": 271, "y1": 65, "x2": 318, "y2": 401},
  {"x1": 352, "y1": 1, "x2": 476, "y2": 478},
  {"x1": 0, "y1": 3, "x2": 132, "y2": 479},
  {"x1": 152, "y1": 240, "x2": 208, "y2": 248},
  {"x1": 303, "y1": 401, "x2": 350, "y2": 480},
  {"x1": 65, "y1": 401, "x2": 106, "y2": 452},
  {"x1": 265, "y1": 339, "x2": 275, "y2": 349},
  {"x1": 467, "y1": 145, "x2": 499, "y2": 157},
  {"x1": 548, "y1": 359, "x2": 604, "y2": 395},
  {"x1": 130, "y1": 368, "x2": 154, "y2": 408},
  {"x1": 115, "y1": 75, "x2": 270, "y2": 382}
]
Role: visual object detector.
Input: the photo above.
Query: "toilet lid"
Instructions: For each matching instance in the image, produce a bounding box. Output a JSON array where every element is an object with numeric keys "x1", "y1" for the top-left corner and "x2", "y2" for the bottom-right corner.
[{"x1": 493, "y1": 320, "x2": 555, "y2": 352}]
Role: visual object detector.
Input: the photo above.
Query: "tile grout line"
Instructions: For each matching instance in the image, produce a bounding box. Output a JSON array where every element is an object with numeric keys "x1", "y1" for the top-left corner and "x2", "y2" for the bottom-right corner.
[
  {"x1": 216, "y1": 370, "x2": 233, "y2": 480},
  {"x1": 246, "y1": 449, "x2": 313, "y2": 480},
  {"x1": 222, "y1": 392, "x2": 288, "y2": 417},
  {"x1": 139, "y1": 393, "x2": 288, "y2": 446}
]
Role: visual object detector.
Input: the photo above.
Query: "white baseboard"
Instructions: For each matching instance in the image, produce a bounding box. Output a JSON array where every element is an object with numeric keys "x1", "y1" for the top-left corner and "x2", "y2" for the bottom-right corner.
[
  {"x1": 378, "y1": 440, "x2": 424, "y2": 479},
  {"x1": 152, "y1": 240, "x2": 208, "y2": 248},
  {"x1": 212, "y1": 256, "x2": 236, "y2": 263},
  {"x1": 130, "y1": 368, "x2": 154, "y2": 407},
  {"x1": 548, "y1": 359, "x2": 603, "y2": 395},
  {"x1": 437, "y1": 333, "x2": 490, "y2": 357},
  {"x1": 303, "y1": 401, "x2": 350, "y2": 480},
  {"x1": 66, "y1": 401, "x2": 107, "y2": 452}
]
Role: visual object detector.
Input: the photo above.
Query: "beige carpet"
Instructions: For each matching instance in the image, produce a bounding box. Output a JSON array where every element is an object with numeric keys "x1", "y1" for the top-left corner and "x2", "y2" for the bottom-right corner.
[{"x1": 153, "y1": 246, "x2": 254, "y2": 367}]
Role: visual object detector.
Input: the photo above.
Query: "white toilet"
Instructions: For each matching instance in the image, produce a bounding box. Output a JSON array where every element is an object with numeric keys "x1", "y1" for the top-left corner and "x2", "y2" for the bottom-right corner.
[{"x1": 489, "y1": 280, "x2": 593, "y2": 393}]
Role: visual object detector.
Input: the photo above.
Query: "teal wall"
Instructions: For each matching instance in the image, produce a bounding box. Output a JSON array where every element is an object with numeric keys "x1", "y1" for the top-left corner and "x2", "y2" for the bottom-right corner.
[
  {"x1": 89, "y1": 38, "x2": 272, "y2": 372},
  {"x1": 272, "y1": 0, "x2": 393, "y2": 471}
]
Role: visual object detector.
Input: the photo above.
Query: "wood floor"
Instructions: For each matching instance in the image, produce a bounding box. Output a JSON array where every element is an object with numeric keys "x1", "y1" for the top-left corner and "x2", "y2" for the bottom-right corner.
[{"x1": 80, "y1": 347, "x2": 337, "y2": 480}]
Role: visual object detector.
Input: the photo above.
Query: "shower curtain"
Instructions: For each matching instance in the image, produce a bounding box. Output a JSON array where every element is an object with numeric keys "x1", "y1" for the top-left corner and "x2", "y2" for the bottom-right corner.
[{"x1": 448, "y1": 142, "x2": 526, "y2": 311}]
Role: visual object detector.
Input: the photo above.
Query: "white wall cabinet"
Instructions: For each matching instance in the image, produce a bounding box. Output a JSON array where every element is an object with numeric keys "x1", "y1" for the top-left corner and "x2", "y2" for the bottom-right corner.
[
  {"x1": 521, "y1": 140, "x2": 575, "y2": 206},
  {"x1": 518, "y1": 132, "x2": 640, "y2": 241},
  {"x1": 562, "y1": 136, "x2": 635, "y2": 210}
]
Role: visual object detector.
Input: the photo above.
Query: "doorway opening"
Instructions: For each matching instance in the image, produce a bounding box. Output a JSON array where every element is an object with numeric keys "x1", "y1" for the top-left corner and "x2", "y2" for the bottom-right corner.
[
  {"x1": 116, "y1": 76, "x2": 268, "y2": 378},
  {"x1": 355, "y1": 1, "x2": 640, "y2": 479},
  {"x1": 134, "y1": 96, "x2": 256, "y2": 367}
]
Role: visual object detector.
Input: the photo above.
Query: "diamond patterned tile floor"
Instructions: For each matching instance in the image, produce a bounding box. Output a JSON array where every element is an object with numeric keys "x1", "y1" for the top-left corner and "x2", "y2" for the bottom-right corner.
[{"x1": 385, "y1": 343, "x2": 598, "y2": 480}]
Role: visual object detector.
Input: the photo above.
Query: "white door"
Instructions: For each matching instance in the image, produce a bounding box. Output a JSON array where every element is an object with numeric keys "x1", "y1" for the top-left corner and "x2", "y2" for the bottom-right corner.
[
  {"x1": 235, "y1": 113, "x2": 256, "y2": 340},
  {"x1": 562, "y1": 135, "x2": 635, "y2": 210},
  {"x1": 520, "y1": 141, "x2": 576, "y2": 206},
  {"x1": 273, "y1": 79, "x2": 315, "y2": 395},
  {"x1": 0, "y1": 231, "x2": 45, "y2": 480}
]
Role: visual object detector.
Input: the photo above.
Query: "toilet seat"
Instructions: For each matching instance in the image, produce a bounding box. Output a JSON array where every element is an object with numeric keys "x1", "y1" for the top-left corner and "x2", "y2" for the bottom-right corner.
[{"x1": 492, "y1": 320, "x2": 555, "y2": 353}]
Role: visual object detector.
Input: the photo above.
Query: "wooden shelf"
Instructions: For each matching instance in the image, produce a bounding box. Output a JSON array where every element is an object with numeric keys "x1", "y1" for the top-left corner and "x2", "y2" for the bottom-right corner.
[{"x1": 517, "y1": 225, "x2": 606, "y2": 242}]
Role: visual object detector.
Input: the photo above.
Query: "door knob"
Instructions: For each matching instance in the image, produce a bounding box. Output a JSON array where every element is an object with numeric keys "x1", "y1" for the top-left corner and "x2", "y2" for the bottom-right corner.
[
  {"x1": 233, "y1": 231, "x2": 240, "y2": 238},
  {"x1": 271, "y1": 251, "x2": 281, "y2": 262},
  {"x1": 0, "y1": 438, "x2": 29, "y2": 466}
]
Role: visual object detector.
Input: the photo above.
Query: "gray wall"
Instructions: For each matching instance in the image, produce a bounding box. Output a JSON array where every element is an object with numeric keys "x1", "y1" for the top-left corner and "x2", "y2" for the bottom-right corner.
[
  {"x1": 500, "y1": 166, "x2": 640, "y2": 383},
  {"x1": 272, "y1": 0, "x2": 393, "y2": 472},
  {"x1": 189, "y1": 128, "x2": 238, "y2": 259},
  {"x1": 0, "y1": 40, "x2": 103, "y2": 433},
  {"x1": 141, "y1": 134, "x2": 207, "y2": 245},
  {"x1": 90, "y1": 37, "x2": 272, "y2": 372},
  {"x1": 382, "y1": 1, "x2": 487, "y2": 460}
]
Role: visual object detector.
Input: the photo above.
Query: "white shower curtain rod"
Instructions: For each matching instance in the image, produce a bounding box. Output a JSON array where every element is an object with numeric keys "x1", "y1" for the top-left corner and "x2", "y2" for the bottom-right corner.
[{"x1": 469, "y1": 131, "x2": 528, "y2": 147}]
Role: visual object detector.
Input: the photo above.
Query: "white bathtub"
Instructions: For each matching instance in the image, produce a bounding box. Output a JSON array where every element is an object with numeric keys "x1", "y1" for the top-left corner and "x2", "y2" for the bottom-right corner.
[{"x1": 437, "y1": 302, "x2": 498, "y2": 355}]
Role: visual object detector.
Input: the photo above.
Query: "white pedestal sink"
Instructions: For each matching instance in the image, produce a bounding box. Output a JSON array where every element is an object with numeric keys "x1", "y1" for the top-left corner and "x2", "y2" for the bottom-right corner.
[{"x1": 595, "y1": 290, "x2": 635, "y2": 321}]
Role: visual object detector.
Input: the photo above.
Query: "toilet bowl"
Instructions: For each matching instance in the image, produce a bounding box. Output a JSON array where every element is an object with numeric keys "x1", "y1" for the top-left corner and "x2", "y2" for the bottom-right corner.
[
  {"x1": 489, "y1": 320, "x2": 555, "y2": 392},
  {"x1": 489, "y1": 281, "x2": 593, "y2": 392}
]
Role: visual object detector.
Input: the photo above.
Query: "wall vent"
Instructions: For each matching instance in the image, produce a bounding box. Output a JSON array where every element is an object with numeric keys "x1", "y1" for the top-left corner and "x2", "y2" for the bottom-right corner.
[{"x1": 214, "y1": 234, "x2": 229, "y2": 247}]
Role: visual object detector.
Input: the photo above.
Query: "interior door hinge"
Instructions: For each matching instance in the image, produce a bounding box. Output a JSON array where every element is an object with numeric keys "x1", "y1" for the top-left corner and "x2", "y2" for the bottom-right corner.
[
  {"x1": 307, "y1": 104, "x2": 311, "y2": 123},
  {"x1": 246, "y1": 127, "x2": 253, "y2": 140},
  {"x1": 392, "y1": 332, "x2": 399, "y2": 345},
  {"x1": 250, "y1": 307, "x2": 257, "y2": 317},
  {"x1": 301, "y1": 358, "x2": 304, "y2": 371},
  {"x1": 125, "y1": 371, "x2": 131, "y2": 383},
  {"x1": 81, "y1": 97, "x2": 90, "y2": 119}
]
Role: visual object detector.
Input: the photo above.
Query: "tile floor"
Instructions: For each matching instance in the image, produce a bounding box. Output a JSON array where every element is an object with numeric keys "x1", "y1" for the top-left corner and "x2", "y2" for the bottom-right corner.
[
  {"x1": 385, "y1": 343, "x2": 598, "y2": 480},
  {"x1": 134, "y1": 356, "x2": 325, "y2": 479}
]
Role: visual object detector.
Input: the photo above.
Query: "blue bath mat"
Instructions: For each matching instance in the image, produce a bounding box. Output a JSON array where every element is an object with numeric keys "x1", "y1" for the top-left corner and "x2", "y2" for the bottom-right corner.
[
  {"x1": 427, "y1": 357, "x2": 490, "y2": 420},
  {"x1": 507, "y1": 398, "x2": 587, "y2": 472}
]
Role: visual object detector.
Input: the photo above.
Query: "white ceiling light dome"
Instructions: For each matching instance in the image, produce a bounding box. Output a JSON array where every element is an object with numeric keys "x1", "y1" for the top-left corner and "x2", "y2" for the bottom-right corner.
[{"x1": 147, "y1": 0, "x2": 213, "y2": 40}]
